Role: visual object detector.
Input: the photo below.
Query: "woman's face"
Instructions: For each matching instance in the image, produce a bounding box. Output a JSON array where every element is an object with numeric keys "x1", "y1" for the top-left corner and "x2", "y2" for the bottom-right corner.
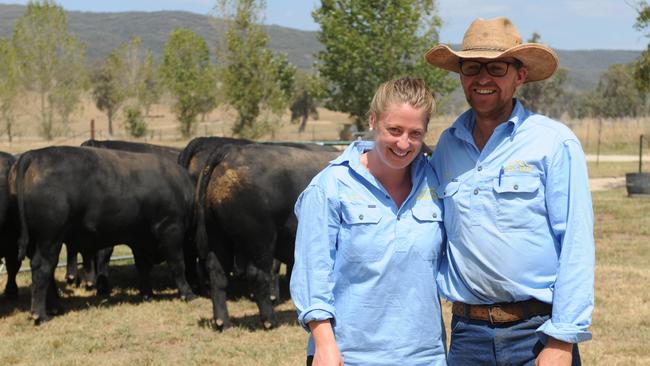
[{"x1": 369, "y1": 102, "x2": 428, "y2": 172}]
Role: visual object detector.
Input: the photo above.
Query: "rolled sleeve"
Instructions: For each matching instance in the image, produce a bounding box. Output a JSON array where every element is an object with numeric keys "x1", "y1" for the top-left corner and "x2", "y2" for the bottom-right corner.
[
  {"x1": 539, "y1": 138, "x2": 595, "y2": 344},
  {"x1": 290, "y1": 183, "x2": 340, "y2": 332}
]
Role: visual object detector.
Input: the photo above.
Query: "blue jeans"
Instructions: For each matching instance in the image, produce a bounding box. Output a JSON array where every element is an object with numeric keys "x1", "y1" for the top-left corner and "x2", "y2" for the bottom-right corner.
[{"x1": 448, "y1": 314, "x2": 581, "y2": 366}]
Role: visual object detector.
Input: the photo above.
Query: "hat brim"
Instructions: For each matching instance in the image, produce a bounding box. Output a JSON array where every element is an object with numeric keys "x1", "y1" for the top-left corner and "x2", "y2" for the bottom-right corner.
[{"x1": 425, "y1": 43, "x2": 559, "y2": 82}]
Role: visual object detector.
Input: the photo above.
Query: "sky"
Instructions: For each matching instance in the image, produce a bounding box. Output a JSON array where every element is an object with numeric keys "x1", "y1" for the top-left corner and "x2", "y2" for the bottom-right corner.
[{"x1": 2, "y1": 0, "x2": 647, "y2": 50}]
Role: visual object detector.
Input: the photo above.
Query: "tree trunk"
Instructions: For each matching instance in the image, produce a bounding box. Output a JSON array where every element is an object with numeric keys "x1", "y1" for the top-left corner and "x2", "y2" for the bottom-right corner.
[
  {"x1": 108, "y1": 108, "x2": 114, "y2": 136},
  {"x1": 298, "y1": 113, "x2": 308, "y2": 133}
]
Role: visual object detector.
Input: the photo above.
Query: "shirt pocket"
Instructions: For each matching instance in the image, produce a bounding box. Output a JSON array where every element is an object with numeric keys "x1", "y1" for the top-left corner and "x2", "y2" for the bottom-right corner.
[
  {"x1": 339, "y1": 203, "x2": 386, "y2": 262},
  {"x1": 411, "y1": 204, "x2": 443, "y2": 261},
  {"x1": 492, "y1": 174, "x2": 545, "y2": 232}
]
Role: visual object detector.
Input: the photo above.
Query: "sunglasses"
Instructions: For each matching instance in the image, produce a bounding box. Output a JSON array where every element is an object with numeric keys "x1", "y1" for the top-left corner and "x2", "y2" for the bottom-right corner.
[{"x1": 458, "y1": 60, "x2": 522, "y2": 77}]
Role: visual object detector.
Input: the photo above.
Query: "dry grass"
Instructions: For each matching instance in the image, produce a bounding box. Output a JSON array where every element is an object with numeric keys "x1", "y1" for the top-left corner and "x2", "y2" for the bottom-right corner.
[
  {"x1": 1, "y1": 97, "x2": 649, "y2": 364},
  {"x1": 1, "y1": 188, "x2": 648, "y2": 365},
  {"x1": 588, "y1": 161, "x2": 647, "y2": 178},
  {"x1": 2, "y1": 95, "x2": 648, "y2": 157},
  {"x1": 566, "y1": 117, "x2": 650, "y2": 155}
]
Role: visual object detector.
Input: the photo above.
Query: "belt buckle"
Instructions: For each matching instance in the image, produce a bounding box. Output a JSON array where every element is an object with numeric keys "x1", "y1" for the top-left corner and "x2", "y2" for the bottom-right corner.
[{"x1": 487, "y1": 305, "x2": 500, "y2": 324}]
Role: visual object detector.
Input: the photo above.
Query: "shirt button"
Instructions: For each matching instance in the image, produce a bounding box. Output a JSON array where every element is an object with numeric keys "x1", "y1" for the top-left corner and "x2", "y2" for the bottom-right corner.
[
  {"x1": 474, "y1": 188, "x2": 479, "y2": 195},
  {"x1": 432, "y1": 213, "x2": 437, "y2": 218},
  {"x1": 477, "y1": 166, "x2": 483, "y2": 171},
  {"x1": 358, "y1": 214, "x2": 364, "y2": 220},
  {"x1": 513, "y1": 184, "x2": 519, "y2": 190}
]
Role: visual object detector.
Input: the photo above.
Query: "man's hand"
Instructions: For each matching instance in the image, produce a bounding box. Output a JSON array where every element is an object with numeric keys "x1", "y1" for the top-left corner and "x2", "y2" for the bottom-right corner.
[{"x1": 535, "y1": 337, "x2": 573, "y2": 366}]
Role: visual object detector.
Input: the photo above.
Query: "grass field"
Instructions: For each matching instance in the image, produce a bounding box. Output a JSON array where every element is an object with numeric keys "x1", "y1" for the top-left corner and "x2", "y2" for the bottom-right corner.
[
  {"x1": 1, "y1": 187, "x2": 648, "y2": 365},
  {"x1": 0, "y1": 98, "x2": 649, "y2": 364}
]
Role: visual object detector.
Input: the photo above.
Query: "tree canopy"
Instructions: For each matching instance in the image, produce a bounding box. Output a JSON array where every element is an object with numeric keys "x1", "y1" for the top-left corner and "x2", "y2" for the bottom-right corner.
[
  {"x1": 216, "y1": 0, "x2": 295, "y2": 139},
  {"x1": 313, "y1": 0, "x2": 456, "y2": 130},
  {"x1": 160, "y1": 28, "x2": 216, "y2": 138},
  {"x1": 12, "y1": 0, "x2": 86, "y2": 139}
]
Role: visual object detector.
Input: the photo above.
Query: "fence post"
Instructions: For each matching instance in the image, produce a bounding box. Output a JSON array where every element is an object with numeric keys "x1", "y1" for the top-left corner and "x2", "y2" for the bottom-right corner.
[
  {"x1": 596, "y1": 118, "x2": 603, "y2": 166},
  {"x1": 90, "y1": 119, "x2": 95, "y2": 140},
  {"x1": 640, "y1": 134, "x2": 644, "y2": 174}
]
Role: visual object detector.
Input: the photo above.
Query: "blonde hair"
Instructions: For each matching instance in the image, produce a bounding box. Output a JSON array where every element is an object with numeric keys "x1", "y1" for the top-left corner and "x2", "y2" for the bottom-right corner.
[{"x1": 368, "y1": 77, "x2": 435, "y2": 124}]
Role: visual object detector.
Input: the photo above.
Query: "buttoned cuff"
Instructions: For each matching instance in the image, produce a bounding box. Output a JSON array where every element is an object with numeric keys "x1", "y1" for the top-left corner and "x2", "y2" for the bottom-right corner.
[
  {"x1": 298, "y1": 304, "x2": 336, "y2": 332},
  {"x1": 536, "y1": 319, "x2": 592, "y2": 344}
]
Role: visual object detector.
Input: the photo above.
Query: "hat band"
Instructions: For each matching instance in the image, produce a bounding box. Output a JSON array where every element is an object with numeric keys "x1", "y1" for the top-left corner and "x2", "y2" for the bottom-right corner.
[{"x1": 461, "y1": 46, "x2": 510, "y2": 52}]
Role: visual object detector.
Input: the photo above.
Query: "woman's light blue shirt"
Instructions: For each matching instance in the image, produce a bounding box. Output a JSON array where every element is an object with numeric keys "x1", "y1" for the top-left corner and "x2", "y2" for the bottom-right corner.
[{"x1": 290, "y1": 141, "x2": 447, "y2": 366}]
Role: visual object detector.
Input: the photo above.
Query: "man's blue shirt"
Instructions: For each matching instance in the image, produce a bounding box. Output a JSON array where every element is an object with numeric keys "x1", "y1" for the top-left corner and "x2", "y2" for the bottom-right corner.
[
  {"x1": 291, "y1": 141, "x2": 447, "y2": 365},
  {"x1": 429, "y1": 99, "x2": 595, "y2": 344}
]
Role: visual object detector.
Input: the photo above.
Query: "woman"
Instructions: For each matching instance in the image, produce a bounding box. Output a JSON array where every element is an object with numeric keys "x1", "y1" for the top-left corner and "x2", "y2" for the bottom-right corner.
[{"x1": 290, "y1": 77, "x2": 446, "y2": 366}]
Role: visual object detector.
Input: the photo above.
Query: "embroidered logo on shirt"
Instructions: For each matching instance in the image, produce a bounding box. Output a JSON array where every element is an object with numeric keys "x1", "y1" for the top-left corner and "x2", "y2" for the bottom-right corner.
[{"x1": 503, "y1": 160, "x2": 533, "y2": 173}]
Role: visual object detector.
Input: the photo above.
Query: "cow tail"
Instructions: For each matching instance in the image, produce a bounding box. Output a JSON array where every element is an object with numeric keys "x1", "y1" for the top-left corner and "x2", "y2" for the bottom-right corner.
[
  {"x1": 194, "y1": 144, "x2": 235, "y2": 261},
  {"x1": 178, "y1": 137, "x2": 202, "y2": 168},
  {"x1": 15, "y1": 151, "x2": 33, "y2": 261}
]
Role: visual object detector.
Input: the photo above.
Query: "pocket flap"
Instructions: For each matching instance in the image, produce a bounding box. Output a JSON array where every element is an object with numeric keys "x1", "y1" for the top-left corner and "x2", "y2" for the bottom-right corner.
[
  {"x1": 436, "y1": 180, "x2": 460, "y2": 198},
  {"x1": 341, "y1": 205, "x2": 382, "y2": 224},
  {"x1": 493, "y1": 175, "x2": 540, "y2": 193},
  {"x1": 411, "y1": 205, "x2": 443, "y2": 222}
]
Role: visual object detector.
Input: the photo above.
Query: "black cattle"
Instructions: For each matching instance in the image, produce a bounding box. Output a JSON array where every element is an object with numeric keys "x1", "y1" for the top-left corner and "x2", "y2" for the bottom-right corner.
[
  {"x1": 178, "y1": 137, "x2": 338, "y2": 185},
  {"x1": 13, "y1": 146, "x2": 196, "y2": 324},
  {"x1": 68, "y1": 140, "x2": 184, "y2": 293},
  {"x1": 178, "y1": 137, "x2": 253, "y2": 185},
  {"x1": 81, "y1": 139, "x2": 181, "y2": 161},
  {"x1": 195, "y1": 143, "x2": 337, "y2": 329},
  {"x1": 0, "y1": 152, "x2": 19, "y2": 299}
]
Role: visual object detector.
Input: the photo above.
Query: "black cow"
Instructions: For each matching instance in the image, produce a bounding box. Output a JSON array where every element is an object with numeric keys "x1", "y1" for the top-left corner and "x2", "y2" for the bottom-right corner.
[
  {"x1": 81, "y1": 139, "x2": 181, "y2": 161},
  {"x1": 0, "y1": 152, "x2": 19, "y2": 299},
  {"x1": 67, "y1": 140, "x2": 185, "y2": 294},
  {"x1": 195, "y1": 143, "x2": 337, "y2": 329},
  {"x1": 13, "y1": 146, "x2": 197, "y2": 324},
  {"x1": 178, "y1": 136, "x2": 338, "y2": 185},
  {"x1": 178, "y1": 137, "x2": 253, "y2": 185}
]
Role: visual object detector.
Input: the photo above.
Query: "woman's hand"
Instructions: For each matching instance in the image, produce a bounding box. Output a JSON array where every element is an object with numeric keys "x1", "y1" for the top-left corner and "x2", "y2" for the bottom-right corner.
[
  {"x1": 309, "y1": 320, "x2": 343, "y2": 366},
  {"x1": 312, "y1": 343, "x2": 343, "y2": 366}
]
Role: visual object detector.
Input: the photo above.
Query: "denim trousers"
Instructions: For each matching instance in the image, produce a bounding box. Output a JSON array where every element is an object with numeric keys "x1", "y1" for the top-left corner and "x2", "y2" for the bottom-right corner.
[{"x1": 448, "y1": 314, "x2": 581, "y2": 366}]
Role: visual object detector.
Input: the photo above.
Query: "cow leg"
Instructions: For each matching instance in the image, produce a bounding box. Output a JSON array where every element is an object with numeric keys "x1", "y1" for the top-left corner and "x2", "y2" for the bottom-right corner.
[
  {"x1": 79, "y1": 249, "x2": 97, "y2": 290},
  {"x1": 30, "y1": 242, "x2": 61, "y2": 324},
  {"x1": 3, "y1": 252, "x2": 20, "y2": 299},
  {"x1": 132, "y1": 250, "x2": 154, "y2": 300},
  {"x1": 183, "y1": 241, "x2": 200, "y2": 294},
  {"x1": 65, "y1": 245, "x2": 80, "y2": 286},
  {"x1": 270, "y1": 259, "x2": 281, "y2": 304},
  {"x1": 246, "y1": 261, "x2": 277, "y2": 330},
  {"x1": 159, "y1": 224, "x2": 196, "y2": 301},
  {"x1": 204, "y1": 251, "x2": 230, "y2": 330},
  {"x1": 45, "y1": 275, "x2": 63, "y2": 316},
  {"x1": 94, "y1": 247, "x2": 113, "y2": 296}
]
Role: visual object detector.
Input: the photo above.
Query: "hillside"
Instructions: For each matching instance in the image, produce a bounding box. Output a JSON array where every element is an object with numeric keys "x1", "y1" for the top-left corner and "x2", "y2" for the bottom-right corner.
[{"x1": 0, "y1": 4, "x2": 643, "y2": 91}]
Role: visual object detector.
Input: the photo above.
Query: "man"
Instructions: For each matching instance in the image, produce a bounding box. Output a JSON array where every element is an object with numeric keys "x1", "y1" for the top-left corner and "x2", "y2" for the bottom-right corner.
[{"x1": 425, "y1": 17, "x2": 594, "y2": 365}]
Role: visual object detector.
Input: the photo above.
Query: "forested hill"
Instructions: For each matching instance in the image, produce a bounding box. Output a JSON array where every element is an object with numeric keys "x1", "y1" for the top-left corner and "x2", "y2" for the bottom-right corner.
[{"x1": 0, "y1": 4, "x2": 642, "y2": 91}]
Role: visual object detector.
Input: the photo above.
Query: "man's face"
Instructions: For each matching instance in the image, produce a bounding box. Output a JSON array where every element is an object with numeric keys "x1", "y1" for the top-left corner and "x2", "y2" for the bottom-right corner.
[{"x1": 459, "y1": 57, "x2": 528, "y2": 121}]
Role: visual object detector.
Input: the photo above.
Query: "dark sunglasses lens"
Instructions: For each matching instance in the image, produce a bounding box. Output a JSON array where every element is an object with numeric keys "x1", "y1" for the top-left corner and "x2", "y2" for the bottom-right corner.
[{"x1": 460, "y1": 61, "x2": 481, "y2": 76}]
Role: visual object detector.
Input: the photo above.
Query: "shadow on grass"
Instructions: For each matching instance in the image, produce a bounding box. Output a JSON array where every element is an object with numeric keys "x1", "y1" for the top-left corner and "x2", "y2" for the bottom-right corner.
[
  {"x1": 197, "y1": 308, "x2": 298, "y2": 332},
  {"x1": 0, "y1": 262, "x2": 184, "y2": 319},
  {"x1": 0, "y1": 262, "x2": 294, "y2": 320}
]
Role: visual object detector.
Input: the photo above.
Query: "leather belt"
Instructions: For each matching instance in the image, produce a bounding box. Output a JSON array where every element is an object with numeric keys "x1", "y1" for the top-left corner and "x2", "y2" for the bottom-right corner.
[{"x1": 452, "y1": 299, "x2": 552, "y2": 324}]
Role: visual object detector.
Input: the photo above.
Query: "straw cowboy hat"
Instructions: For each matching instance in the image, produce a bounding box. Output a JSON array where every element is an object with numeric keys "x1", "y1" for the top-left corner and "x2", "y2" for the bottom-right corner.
[{"x1": 425, "y1": 17, "x2": 559, "y2": 82}]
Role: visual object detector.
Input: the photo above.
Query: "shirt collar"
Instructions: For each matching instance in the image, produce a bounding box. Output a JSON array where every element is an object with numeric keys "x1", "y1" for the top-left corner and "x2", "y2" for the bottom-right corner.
[{"x1": 449, "y1": 99, "x2": 530, "y2": 141}]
